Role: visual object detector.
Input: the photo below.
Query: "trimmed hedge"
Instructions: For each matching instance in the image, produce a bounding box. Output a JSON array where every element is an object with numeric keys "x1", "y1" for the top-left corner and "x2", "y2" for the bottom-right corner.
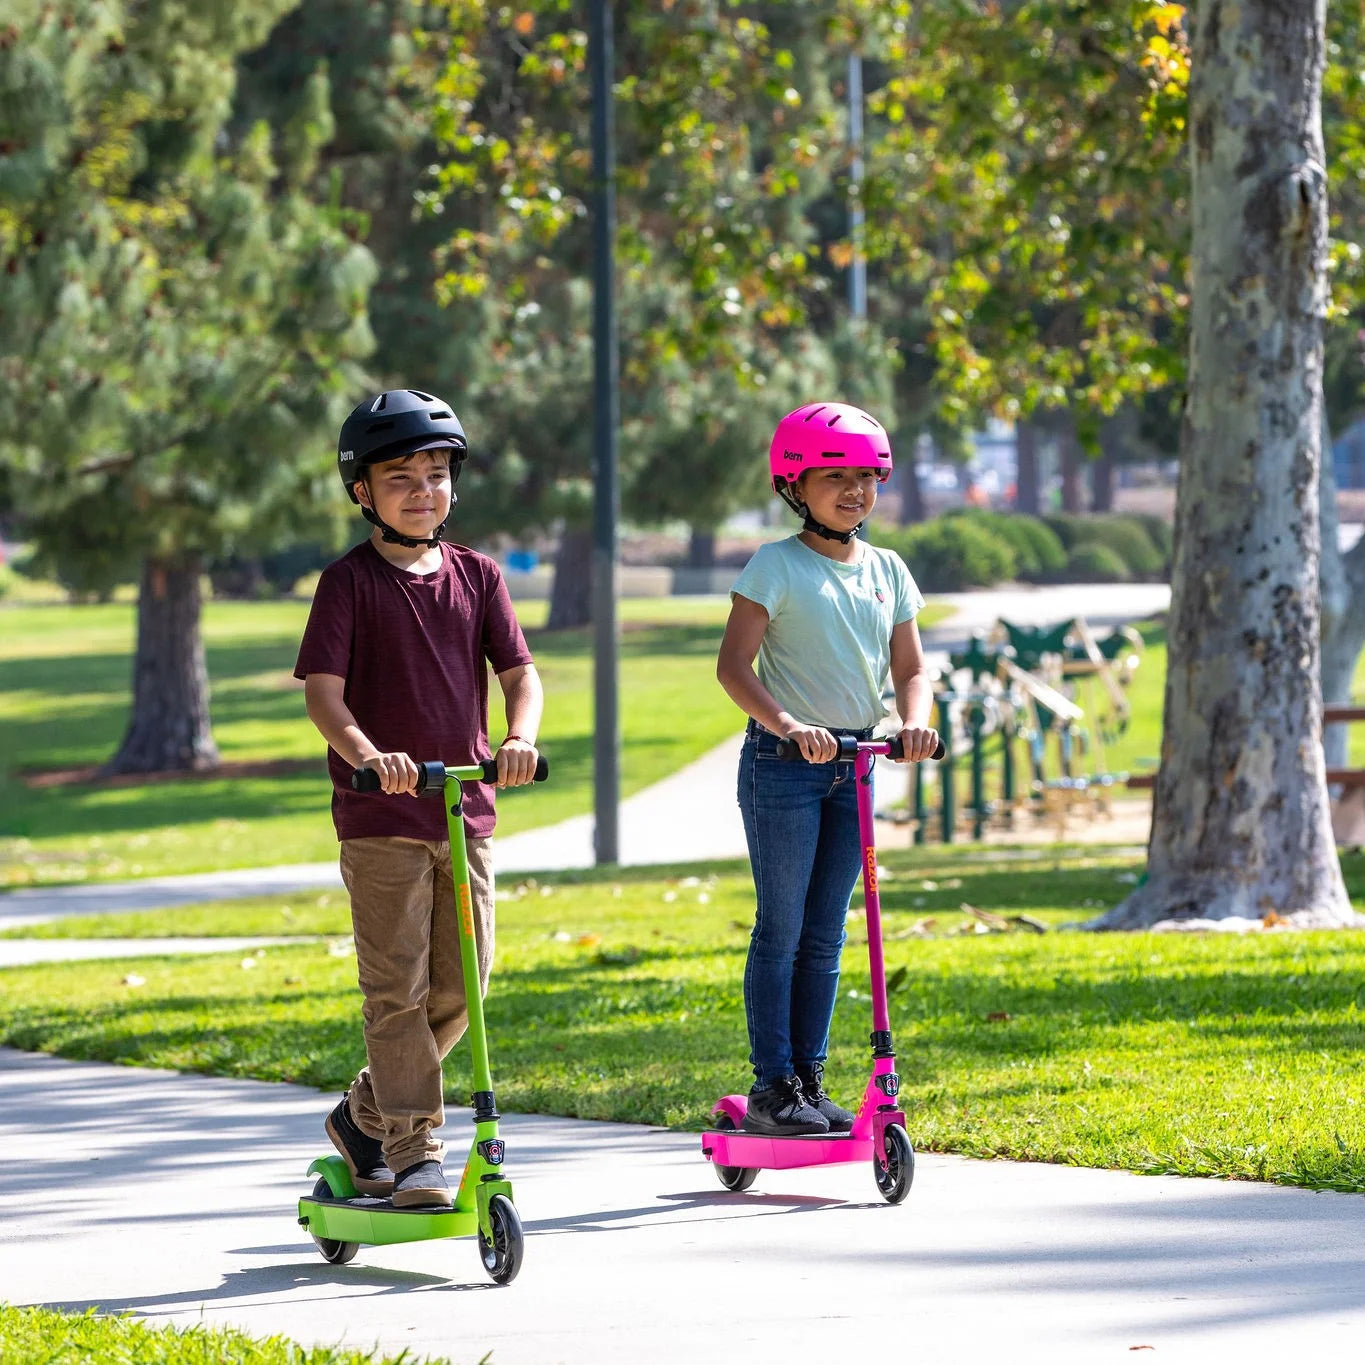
[
  {"x1": 946, "y1": 510, "x2": 1068, "y2": 582},
  {"x1": 1065, "y1": 541, "x2": 1131, "y2": 582},
  {"x1": 870, "y1": 517, "x2": 1016, "y2": 592}
]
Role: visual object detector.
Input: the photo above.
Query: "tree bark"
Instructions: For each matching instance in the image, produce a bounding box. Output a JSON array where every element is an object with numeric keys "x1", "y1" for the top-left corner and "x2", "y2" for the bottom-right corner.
[
  {"x1": 1090, "y1": 452, "x2": 1115, "y2": 513},
  {"x1": 102, "y1": 554, "x2": 220, "y2": 775},
  {"x1": 1014, "y1": 421, "x2": 1039, "y2": 515},
  {"x1": 687, "y1": 526, "x2": 716, "y2": 569},
  {"x1": 1059, "y1": 421, "x2": 1083, "y2": 513},
  {"x1": 898, "y1": 451, "x2": 926, "y2": 524},
  {"x1": 546, "y1": 524, "x2": 593, "y2": 630},
  {"x1": 1097, "y1": 0, "x2": 1356, "y2": 929}
]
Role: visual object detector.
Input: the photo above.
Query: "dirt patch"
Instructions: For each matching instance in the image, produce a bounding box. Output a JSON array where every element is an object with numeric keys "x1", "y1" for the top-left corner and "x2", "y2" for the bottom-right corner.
[{"x1": 19, "y1": 757, "x2": 324, "y2": 790}]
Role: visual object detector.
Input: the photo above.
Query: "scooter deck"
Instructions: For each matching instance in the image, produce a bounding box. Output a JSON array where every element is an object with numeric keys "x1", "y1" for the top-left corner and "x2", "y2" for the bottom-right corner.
[
  {"x1": 701, "y1": 1128, "x2": 874, "y2": 1170},
  {"x1": 299, "y1": 1191, "x2": 479, "y2": 1245}
]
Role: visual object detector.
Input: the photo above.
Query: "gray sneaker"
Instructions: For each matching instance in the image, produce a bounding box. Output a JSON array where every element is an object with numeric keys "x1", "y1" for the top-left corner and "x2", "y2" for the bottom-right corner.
[
  {"x1": 743, "y1": 1074, "x2": 830, "y2": 1135},
  {"x1": 796, "y1": 1062, "x2": 855, "y2": 1133},
  {"x1": 392, "y1": 1159, "x2": 453, "y2": 1209}
]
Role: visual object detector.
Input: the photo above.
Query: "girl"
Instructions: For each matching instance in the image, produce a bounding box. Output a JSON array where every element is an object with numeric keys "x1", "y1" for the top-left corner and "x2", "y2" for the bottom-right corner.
[{"x1": 716, "y1": 402, "x2": 939, "y2": 1134}]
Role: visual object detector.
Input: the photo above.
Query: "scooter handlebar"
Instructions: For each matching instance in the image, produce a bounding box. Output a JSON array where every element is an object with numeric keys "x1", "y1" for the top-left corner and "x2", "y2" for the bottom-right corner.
[
  {"x1": 351, "y1": 754, "x2": 550, "y2": 793},
  {"x1": 773, "y1": 735, "x2": 946, "y2": 763}
]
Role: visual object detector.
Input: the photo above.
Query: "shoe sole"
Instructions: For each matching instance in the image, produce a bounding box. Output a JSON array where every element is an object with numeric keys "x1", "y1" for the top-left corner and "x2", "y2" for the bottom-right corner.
[
  {"x1": 741, "y1": 1120, "x2": 831, "y2": 1136},
  {"x1": 325, "y1": 1111, "x2": 395, "y2": 1197},
  {"x1": 392, "y1": 1188, "x2": 454, "y2": 1209}
]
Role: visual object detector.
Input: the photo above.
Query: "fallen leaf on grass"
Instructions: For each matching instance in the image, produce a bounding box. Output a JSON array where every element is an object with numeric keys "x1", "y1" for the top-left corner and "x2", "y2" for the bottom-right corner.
[
  {"x1": 121, "y1": 974, "x2": 145, "y2": 988},
  {"x1": 985, "y1": 1011, "x2": 1012, "y2": 1023}
]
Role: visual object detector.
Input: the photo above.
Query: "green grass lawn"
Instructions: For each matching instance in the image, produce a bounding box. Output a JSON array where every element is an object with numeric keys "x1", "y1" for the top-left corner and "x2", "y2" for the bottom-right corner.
[
  {"x1": 0, "y1": 594, "x2": 949, "y2": 889},
  {"x1": 0, "y1": 1305, "x2": 462, "y2": 1365},
  {"x1": 4, "y1": 845, "x2": 1364, "y2": 1192}
]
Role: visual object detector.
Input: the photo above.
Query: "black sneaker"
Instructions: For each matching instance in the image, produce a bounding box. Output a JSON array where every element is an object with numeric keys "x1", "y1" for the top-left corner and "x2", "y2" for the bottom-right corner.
[
  {"x1": 325, "y1": 1093, "x2": 394, "y2": 1197},
  {"x1": 392, "y1": 1159, "x2": 453, "y2": 1209},
  {"x1": 796, "y1": 1062, "x2": 855, "y2": 1133},
  {"x1": 743, "y1": 1074, "x2": 830, "y2": 1135}
]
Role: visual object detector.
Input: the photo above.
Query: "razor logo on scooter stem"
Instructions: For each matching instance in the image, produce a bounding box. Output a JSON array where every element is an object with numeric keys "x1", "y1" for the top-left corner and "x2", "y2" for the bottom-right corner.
[{"x1": 865, "y1": 847, "x2": 878, "y2": 894}]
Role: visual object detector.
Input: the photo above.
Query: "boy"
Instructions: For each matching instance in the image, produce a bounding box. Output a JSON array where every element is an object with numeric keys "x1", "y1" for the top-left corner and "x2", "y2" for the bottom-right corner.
[{"x1": 294, "y1": 388, "x2": 543, "y2": 1208}]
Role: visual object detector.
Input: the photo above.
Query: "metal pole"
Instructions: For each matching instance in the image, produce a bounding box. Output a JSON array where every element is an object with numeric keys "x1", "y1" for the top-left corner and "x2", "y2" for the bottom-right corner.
[
  {"x1": 847, "y1": 51, "x2": 866, "y2": 321},
  {"x1": 590, "y1": 0, "x2": 620, "y2": 864}
]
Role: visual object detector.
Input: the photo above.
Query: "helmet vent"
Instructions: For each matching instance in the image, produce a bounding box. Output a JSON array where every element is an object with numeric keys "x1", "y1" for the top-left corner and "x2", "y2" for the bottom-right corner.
[
  {"x1": 370, "y1": 394, "x2": 387, "y2": 412},
  {"x1": 803, "y1": 406, "x2": 827, "y2": 422},
  {"x1": 430, "y1": 409, "x2": 453, "y2": 421},
  {"x1": 409, "y1": 389, "x2": 435, "y2": 402},
  {"x1": 826, "y1": 413, "x2": 843, "y2": 427},
  {"x1": 365, "y1": 419, "x2": 395, "y2": 434}
]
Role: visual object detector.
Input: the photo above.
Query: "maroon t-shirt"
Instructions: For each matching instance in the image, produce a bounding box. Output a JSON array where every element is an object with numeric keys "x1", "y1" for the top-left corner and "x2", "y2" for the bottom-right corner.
[{"x1": 294, "y1": 540, "x2": 534, "y2": 841}]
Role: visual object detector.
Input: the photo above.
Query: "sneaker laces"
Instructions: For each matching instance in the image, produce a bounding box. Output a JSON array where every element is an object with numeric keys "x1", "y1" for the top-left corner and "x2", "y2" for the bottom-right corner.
[{"x1": 798, "y1": 1064, "x2": 828, "y2": 1102}]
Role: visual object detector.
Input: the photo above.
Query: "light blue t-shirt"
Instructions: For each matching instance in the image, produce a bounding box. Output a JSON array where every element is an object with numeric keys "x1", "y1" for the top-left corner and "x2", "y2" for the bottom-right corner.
[{"x1": 731, "y1": 536, "x2": 924, "y2": 730}]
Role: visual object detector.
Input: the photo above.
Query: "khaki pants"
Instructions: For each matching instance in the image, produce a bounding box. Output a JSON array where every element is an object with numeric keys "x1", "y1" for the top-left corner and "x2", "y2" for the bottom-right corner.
[{"x1": 339, "y1": 835, "x2": 494, "y2": 1173}]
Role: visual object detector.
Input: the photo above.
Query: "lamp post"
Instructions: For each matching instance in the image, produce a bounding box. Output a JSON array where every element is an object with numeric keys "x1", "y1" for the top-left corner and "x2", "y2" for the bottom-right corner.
[{"x1": 590, "y1": 0, "x2": 621, "y2": 865}]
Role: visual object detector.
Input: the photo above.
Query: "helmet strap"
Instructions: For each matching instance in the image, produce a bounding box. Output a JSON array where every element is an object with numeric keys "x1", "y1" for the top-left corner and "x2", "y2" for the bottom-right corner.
[{"x1": 801, "y1": 512, "x2": 861, "y2": 545}]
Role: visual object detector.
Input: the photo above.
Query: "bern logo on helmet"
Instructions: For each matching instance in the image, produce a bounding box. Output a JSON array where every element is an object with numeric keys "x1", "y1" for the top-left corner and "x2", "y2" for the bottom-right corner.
[
  {"x1": 339, "y1": 450, "x2": 354, "y2": 463},
  {"x1": 782, "y1": 449, "x2": 803, "y2": 462}
]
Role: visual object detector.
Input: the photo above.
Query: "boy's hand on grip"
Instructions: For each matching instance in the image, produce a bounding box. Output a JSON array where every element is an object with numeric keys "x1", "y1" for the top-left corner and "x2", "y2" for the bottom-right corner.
[
  {"x1": 779, "y1": 721, "x2": 839, "y2": 764},
  {"x1": 495, "y1": 738, "x2": 539, "y2": 788},
  {"x1": 359, "y1": 752, "x2": 421, "y2": 795},
  {"x1": 895, "y1": 726, "x2": 941, "y2": 763}
]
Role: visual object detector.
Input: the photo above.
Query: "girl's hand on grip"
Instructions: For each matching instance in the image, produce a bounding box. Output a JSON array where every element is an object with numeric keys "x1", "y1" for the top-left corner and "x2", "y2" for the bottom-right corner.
[
  {"x1": 896, "y1": 726, "x2": 940, "y2": 763},
  {"x1": 780, "y1": 721, "x2": 838, "y2": 764}
]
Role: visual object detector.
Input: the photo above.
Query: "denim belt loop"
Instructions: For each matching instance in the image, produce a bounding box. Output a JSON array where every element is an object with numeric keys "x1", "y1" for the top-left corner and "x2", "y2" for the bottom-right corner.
[{"x1": 744, "y1": 718, "x2": 875, "y2": 743}]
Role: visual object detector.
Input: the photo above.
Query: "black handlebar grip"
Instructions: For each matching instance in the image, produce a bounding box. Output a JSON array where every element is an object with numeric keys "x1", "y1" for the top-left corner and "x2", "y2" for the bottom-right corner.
[
  {"x1": 775, "y1": 735, "x2": 947, "y2": 762},
  {"x1": 353, "y1": 754, "x2": 550, "y2": 792},
  {"x1": 351, "y1": 767, "x2": 381, "y2": 792}
]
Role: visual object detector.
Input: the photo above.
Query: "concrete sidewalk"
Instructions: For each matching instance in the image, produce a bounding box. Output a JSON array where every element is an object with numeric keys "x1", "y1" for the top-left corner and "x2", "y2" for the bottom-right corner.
[{"x1": 1, "y1": 1047, "x2": 1361, "y2": 1364}]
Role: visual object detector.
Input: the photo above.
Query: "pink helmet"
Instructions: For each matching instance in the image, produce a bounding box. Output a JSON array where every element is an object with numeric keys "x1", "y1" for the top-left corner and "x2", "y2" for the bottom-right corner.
[{"x1": 768, "y1": 401, "x2": 893, "y2": 513}]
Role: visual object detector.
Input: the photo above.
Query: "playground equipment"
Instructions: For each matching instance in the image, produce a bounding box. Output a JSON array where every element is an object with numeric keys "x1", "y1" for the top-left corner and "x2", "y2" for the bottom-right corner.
[
  {"x1": 297, "y1": 753, "x2": 548, "y2": 1284},
  {"x1": 899, "y1": 619, "x2": 1143, "y2": 843},
  {"x1": 701, "y1": 733, "x2": 943, "y2": 1199}
]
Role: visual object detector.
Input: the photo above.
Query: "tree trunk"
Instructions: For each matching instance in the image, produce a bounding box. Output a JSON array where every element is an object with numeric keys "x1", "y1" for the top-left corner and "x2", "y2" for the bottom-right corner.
[
  {"x1": 102, "y1": 554, "x2": 220, "y2": 776},
  {"x1": 687, "y1": 526, "x2": 716, "y2": 569},
  {"x1": 546, "y1": 524, "x2": 593, "y2": 630},
  {"x1": 1059, "y1": 422, "x2": 1083, "y2": 513},
  {"x1": 1097, "y1": 0, "x2": 1356, "y2": 929},
  {"x1": 1014, "y1": 421, "x2": 1039, "y2": 515},
  {"x1": 897, "y1": 451, "x2": 926, "y2": 524},
  {"x1": 1090, "y1": 452, "x2": 1115, "y2": 513}
]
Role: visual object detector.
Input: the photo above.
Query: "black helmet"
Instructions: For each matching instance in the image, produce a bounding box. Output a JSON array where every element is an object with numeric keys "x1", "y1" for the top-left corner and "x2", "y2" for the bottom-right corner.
[{"x1": 336, "y1": 389, "x2": 468, "y2": 505}]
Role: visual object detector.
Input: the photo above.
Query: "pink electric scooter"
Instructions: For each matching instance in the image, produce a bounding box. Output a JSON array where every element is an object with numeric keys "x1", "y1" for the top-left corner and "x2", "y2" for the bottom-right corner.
[{"x1": 701, "y1": 732, "x2": 944, "y2": 1203}]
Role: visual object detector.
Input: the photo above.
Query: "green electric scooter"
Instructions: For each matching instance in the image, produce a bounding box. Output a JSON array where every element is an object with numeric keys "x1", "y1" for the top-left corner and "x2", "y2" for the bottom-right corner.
[{"x1": 297, "y1": 754, "x2": 548, "y2": 1284}]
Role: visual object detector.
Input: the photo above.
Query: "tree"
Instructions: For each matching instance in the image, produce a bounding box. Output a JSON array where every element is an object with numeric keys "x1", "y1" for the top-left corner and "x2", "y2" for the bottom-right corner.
[
  {"x1": 0, "y1": 2, "x2": 374, "y2": 773},
  {"x1": 1095, "y1": 0, "x2": 1355, "y2": 929}
]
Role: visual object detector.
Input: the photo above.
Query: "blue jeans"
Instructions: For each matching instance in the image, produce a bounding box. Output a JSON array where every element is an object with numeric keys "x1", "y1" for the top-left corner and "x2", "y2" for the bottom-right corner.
[{"x1": 738, "y1": 724, "x2": 867, "y2": 1090}]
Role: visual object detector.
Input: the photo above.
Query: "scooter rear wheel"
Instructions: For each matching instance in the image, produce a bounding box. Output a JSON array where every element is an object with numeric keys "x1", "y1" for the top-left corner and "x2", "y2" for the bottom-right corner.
[
  {"x1": 478, "y1": 1193, "x2": 524, "y2": 1284},
  {"x1": 308, "y1": 1177, "x2": 360, "y2": 1264},
  {"x1": 710, "y1": 1113, "x2": 758, "y2": 1192},
  {"x1": 873, "y1": 1123, "x2": 914, "y2": 1204}
]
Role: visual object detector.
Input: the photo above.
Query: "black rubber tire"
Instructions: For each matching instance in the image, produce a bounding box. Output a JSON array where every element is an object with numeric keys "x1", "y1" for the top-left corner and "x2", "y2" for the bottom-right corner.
[
  {"x1": 309, "y1": 1176, "x2": 360, "y2": 1264},
  {"x1": 478, "y1": 1193, "x2": 524, "y2": 1284},
  {"x1": 710, "y1": 1113, "x2": 758, "y2": 1193},
  {"x1": 873, "y1": 1124, "x2": 915, "y2": 1205}
]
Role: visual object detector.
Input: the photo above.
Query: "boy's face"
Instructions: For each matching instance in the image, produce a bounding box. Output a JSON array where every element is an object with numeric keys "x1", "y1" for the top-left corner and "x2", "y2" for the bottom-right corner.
[
  {"x1": 798, "y1": 466, "x2": 880, "y2": 533},
  {"x1": 356, "y1": 447, "x2": 453, "y2": 537}
]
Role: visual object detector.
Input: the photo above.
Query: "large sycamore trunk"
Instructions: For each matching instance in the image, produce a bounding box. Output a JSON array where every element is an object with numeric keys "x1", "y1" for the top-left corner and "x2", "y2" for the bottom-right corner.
[
  {"x1": 102, "y1": 555, "x2": 220, "y2": 776},
  {"x1": 1099, "y1": 0, "x2": 1356, "y2": 929}
]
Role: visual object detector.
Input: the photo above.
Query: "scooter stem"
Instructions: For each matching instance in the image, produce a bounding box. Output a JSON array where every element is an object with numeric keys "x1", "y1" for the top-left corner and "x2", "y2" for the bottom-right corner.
[{"x1": 855, "y1": 747, "x2": 892, "y2": 1036}]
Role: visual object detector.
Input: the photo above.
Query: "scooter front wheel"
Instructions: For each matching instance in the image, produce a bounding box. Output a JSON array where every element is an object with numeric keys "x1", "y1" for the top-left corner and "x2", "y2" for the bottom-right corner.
[
  {"x1": 710, "y1": 1113, "x2": 758, "y2": 1192},
  {"x1": 308, "y1": 1177, "x2": 360, "y2": 1264},
  {"x1": 873, "y1": 1123, "x2": 915, "y2": 1204},
  {"x1": 478, "y1": 1193, "x2": 524, "y2": 1284}
]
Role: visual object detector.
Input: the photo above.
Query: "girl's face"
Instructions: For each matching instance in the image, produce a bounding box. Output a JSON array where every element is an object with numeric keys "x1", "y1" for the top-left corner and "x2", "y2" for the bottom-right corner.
[
  {"x1": 798, "y1": 466, "x2": 881, "y2": 532},
  {"x1": 357, "y1": 448, "x2": 453, "y2": 536}
]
